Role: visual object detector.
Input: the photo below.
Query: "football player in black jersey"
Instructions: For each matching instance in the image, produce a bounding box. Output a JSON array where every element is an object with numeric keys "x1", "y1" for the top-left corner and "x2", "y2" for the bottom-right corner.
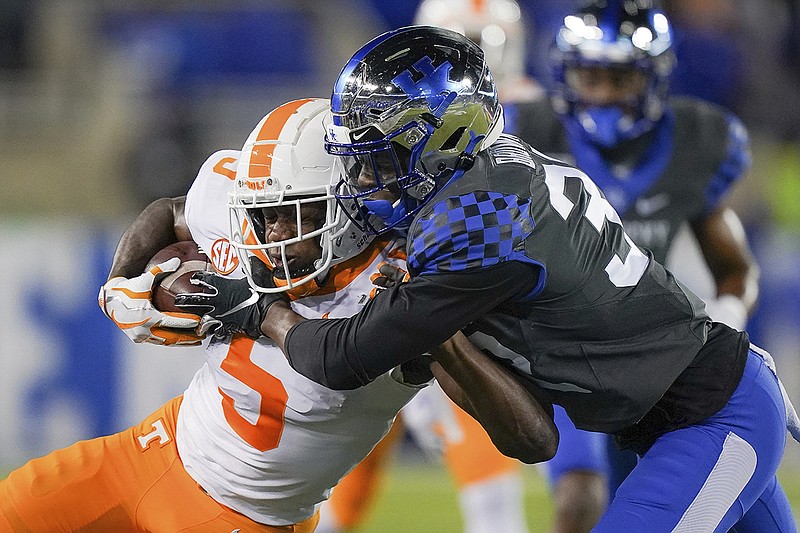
[
  {"x1": 181, "y1": 24, "x2": 798, "y2": 532},
  {"x1": 319, "y1": 3, "x2": 599, "y2": 533},
  {"x1": 502, "y1": 0, "x2": 762, "y2": 513}
]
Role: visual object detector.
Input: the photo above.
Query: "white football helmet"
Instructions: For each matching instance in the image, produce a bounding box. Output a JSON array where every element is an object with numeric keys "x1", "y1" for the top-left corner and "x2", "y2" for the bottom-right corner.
[
  {"x1": 414, "y1": 0, "x2": 528, "y2": 90},
  {"x1": 228, "y1": 98, "x2": 372, "y2": 294}
]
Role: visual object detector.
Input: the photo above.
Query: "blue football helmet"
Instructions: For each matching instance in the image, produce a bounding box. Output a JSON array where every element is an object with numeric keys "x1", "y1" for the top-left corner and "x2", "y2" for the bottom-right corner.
[
  {"x1": 551, "y1": 0, "x2": 675, "y2": 148},
  {"x1": 325, "y1": 25, "x2": 504, "y2": 235}
]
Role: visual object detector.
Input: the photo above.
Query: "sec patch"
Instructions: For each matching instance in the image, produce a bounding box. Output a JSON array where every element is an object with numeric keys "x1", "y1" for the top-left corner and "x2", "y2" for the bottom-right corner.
[{"x1": 210, "y1": 238, "x2": 239, "y2": 274}]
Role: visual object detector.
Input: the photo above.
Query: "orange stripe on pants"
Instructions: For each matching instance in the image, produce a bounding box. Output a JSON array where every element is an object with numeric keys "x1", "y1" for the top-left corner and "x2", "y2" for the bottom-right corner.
[{"x1": 0, "y1": 396, "x2": 319, "y2": 533}]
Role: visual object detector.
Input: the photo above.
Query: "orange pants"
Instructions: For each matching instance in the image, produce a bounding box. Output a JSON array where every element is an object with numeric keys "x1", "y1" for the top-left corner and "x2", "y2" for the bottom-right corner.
[{"x1": 0, "y1": 396, "x2": 319, "y2": 533}]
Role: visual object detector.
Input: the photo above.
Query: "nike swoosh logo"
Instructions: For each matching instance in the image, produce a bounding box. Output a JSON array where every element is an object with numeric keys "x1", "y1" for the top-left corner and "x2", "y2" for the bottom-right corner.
[
  {"x1": 110, "y1": 310, "x2": 150, "y2": 329},
  {"x1": 635, "y1": 193, "x2": 670, "y2": 216},
  {"x1": 351, "y1": 129, "x2": 371, "y2": 141},
  {"x1": 468, "y1": 331, "x2": 592, "y2": 393},
  {"x1": 217, "y1": 290, "x2": 260, "y2": 318},
  {"x1": 531, "y1": 378, "x2": 593, "y2": 394}
]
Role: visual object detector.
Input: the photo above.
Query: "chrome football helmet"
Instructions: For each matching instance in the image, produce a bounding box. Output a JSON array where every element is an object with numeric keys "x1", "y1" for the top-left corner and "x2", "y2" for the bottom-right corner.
[
  {"x1": 325, "y1": 25, "x2": 504, "y2": 235},
  {"x1": 551, "y1": 0, "x2": 675, "y2": 148},
  {"x1": 228, "y1": 98, "x2": 372, "y2": 294}
]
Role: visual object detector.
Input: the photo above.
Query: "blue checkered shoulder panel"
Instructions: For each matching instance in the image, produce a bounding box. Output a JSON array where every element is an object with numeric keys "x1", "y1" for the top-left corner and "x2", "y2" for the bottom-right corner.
[{"x1": 408, "y1": 191, "x2": 534, "y2": 274}]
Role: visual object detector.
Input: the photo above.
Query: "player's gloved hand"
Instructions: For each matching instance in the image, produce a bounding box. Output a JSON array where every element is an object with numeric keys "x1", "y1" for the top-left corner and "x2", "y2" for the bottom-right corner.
[
  {"x1": 175, "y1": 259, "x2": 286, "y2": 339},
  {"x1": 99, "y1": 258, "x2": 203, "y2": 346},
  {"x1": 369, "y1": 262, "x2": 410, "y2": 299}
]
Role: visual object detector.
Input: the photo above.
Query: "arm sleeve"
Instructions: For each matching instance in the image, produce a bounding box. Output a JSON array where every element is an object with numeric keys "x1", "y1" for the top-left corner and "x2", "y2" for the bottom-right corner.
[
  {"x1": 284, "y1": 260, "x2": 541, "y2": 389},
  {"x1": 704, "y1": 113, "x2": 751, "y2": 212}
]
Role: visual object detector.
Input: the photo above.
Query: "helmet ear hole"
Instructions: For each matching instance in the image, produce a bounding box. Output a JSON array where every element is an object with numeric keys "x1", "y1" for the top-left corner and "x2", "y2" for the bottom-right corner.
[{"x1": 440, "y1": 126, "x2": 467, "y2": 151}]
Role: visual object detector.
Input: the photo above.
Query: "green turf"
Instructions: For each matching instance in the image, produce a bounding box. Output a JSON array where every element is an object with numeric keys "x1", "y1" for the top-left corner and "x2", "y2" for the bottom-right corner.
[
  {"x1": 353, "y1": 460, "x2": 800, "y2": 532},
  {"x1": 353, "y1": 460, "x2": 552, "y2": 532}
]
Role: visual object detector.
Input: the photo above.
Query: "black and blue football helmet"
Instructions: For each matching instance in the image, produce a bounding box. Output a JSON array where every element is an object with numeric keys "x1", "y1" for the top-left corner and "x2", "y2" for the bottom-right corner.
[
  {"x1": 324, "y1": 25, "x2": 504, "y2": 235},
  {"x1": 551, "y1": 0, "x2": 675, "y2": 148}
]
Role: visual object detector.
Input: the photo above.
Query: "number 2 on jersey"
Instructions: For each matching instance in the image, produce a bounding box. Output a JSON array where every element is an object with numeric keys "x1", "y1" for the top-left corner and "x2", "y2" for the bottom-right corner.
[
  {"x1": 544, "y1": 164, "x2": 648, "y2": 287},
  {"x1": 220, "y1": 336, "x2": 288, "y2": 452}
]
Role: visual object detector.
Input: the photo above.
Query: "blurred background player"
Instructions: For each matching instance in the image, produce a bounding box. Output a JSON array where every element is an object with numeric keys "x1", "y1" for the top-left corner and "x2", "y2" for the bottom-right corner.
[
  {"x1": 316, "y1": 2, "x2": 607, "y2": 533},
  {"x1": 504, "y1": 0, "x2": 760, "y2": 500}
]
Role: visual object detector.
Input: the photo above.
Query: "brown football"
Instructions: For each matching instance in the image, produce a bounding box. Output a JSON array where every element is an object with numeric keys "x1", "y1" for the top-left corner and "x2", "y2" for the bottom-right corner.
[{"x1": 145, "y1": 241, "x2": 213, "y2": 313}]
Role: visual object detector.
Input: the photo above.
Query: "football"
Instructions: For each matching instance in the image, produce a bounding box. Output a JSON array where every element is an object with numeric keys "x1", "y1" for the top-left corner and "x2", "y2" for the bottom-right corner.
[{"x1": 145, "y1": 241, "x2": 213, "y2": 313}]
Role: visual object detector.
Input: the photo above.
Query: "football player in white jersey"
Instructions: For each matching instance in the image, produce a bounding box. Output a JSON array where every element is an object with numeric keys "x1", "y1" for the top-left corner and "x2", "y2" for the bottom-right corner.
[{"x1": 0, "y1": 98, "x2": 556, "y2": 532}]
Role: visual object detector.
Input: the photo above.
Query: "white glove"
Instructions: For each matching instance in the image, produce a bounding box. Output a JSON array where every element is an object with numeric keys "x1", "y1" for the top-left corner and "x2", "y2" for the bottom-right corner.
[{"x1": 98, "y1": 257, "x2": 203, "y2": 346}]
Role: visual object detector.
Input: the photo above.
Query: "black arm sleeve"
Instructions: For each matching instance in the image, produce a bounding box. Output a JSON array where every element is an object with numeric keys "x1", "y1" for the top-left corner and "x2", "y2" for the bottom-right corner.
[{"x1": 284, "y1": 260, "x2": 540, "y2": 389}]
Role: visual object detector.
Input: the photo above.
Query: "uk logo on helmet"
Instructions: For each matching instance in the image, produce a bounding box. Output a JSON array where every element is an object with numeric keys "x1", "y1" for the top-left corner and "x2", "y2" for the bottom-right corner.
[
  {"x1": 392, "y1": 57, "x2": 456, "y2": 110},
  {"x1": 210, "y1": 238, "x2": 239, "y2": 275}
]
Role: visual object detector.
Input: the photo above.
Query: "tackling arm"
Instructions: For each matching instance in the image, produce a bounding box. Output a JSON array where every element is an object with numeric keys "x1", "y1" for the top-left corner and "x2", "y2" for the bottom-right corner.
[
  {"x1": 691, "y1": 206, "x2": 760, "y2": 328},
  {"x1": 429, "y1": 332, "x2": 558, "y2": 464},
  {"x1": 264, "y1": 260, "x2": 541, "y2": 389}
]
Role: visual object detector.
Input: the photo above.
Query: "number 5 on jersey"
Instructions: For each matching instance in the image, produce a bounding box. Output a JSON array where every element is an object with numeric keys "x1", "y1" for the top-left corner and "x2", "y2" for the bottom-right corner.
[{"x1": 220, "y1": 336, "x2": 288, "y2": 452}]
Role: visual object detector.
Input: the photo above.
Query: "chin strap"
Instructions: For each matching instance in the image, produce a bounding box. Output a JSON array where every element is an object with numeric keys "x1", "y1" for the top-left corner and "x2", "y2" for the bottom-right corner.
[{"x1": 443, "y1": 129, "x2": 484, "y2": 190}]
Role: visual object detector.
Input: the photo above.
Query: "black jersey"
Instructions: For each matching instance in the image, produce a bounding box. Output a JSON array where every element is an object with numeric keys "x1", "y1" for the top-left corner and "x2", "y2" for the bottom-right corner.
[
  {"x1": 508, "y1": 96, "x2": 750, "y2": 263},
  {"x1": 284, "y1": 134, "x2": 748, "y2": 449}
]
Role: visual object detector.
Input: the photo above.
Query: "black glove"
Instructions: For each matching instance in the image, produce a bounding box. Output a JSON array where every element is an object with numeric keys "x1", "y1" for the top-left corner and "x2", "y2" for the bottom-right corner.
[
  {"x1": 174, "y1": 259, "x2": 285, "y2": 339},
  {"x1": 368, "y1": 262, "x2": 410, "y2": 299}
]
